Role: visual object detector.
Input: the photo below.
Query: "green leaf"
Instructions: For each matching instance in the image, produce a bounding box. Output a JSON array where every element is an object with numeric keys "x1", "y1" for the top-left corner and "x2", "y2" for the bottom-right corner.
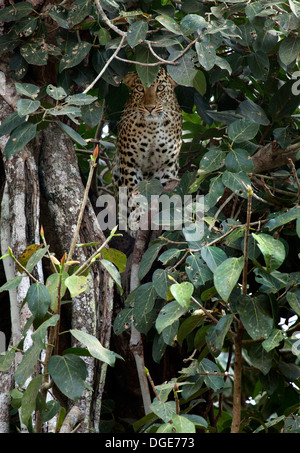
[
  {"x1": 236, "y1": 295, "x2": 273, "y2": 340},
  {"x1": 59, "y1": 41, "x2": 92, "y2": 72},
  {"x1": 138, "y1": 242, "x2": 164, "y2": 280},
  {"x1": 48, "y1": 354, "x2": 87, "y2": 400},
  {"x1": 156, "y1": 301, "x2": 187, "y2": 334},
  {"x1": 247, "y1": 342, "x2": 273, "y2": 375},
  {"x1": 100, "y1": 248, "x2": 127, "y2": 273},
  {"x1": 133, "y1": 282, "x2": 157, "y2": 327},
  {"x1": 135, "y1": 46, "x2": 159, "y2": 87},
  {"x1": 57, "y1": 120, "x2": 87, "y2": 147},
  {"x1": 0, "y1": 2, "x2": 33, "y2": 21},
  {"x1": 262, "y1": 329, "x2": 285, "y2": 352},
  {"x1": 269, "y1": 80, "x2": 300, "y2": 121},
  {"x1": 167, "y1": 50, "x2": 197, "y2": 87},
  {"x1": 170, "y1": 282, "x2": 194, "y2": 308},
  {"x1": 100, "y1": 259, "x2": 123, "y2": 294},
  {"x1": 237, "y1": 100, "x2": 270, "y2": 126},
  {"x1": 81, "y1": 102, "x2": 103, "y2": 128},
  {"x1": 150, "y1": 399, "x2": 176, "y2": 423},
  {"x1": 199, "y1": 148, "x2": 226, "y2": 174},
  {"x1": 162, "y1": 320, "x2": 179, "y2": 345},
  {"x1": 225, "y1": 148, "x2": 254, "y2": 173},
  {"x1": 201, "y1": 246, "x2": 227, "y2": 272},
  {"x1": 180, "y1": 14, "x2": 207, "y2": 35},
  {"x1": 279, "y1": 37, "x2": 300, "y2": 66},
  {"x1": 70, "y1": 329, "x2": 122, "y2": 366},
  {"x1": 17, "y1": 99, "x2": 40, "y2": 116},
  {"x1": 20, "y1": 40, "x2": 48, "y2": 66},
  {"x1": 214, "y1": 256, "x2": 244, "y2": 302},
  {"x1": 4, "y1": 122, "x2": 37, "y2": 158},
  {"x1": 171, "y1": 414, "x2": 196, "y2": 433},
  {"x1": 0, "y1": 112, "x2": 26, "y2": 136},
  {"x1": 21, "y1": 375, "x2": 43, "y2": 427},
  {"x1": 46, "y1": 272, "x2": 68, "y2": 312},
  {"x1": 49, "y1": 5, "x2": 69, "y2": 29},
  {"x1": 67, "y1": 0, "x2": 92, "y2": 27},
  {"x1": 152, "y1": 269, "x2": 172, "y2": 299},
  {"x1": 177, "y1": 312, "x2": 204, "y2": 346},
  {"x1": 15, "y1": 342, "x2": 42, "y2": 387},
  {"x1": 0, "y1": 348, "x2": 16, "y2": 372},
  {"x1": 155, "y1": 15, "x2": 182, "y2": 35},
  {"x1": 252, "y1": 233, "x2": 286, "y2": 272},
  {"x1": 286, "y1": 292, "x2": 300, "y2": 316},
  {"x1": 221, "y1": 170, "x2": 252, "y2": 199},
  {"x1": 65, "y1": 274, "x2": 88, "y2": 297},
  {"x1": 198, "y1": 358, "x2": 224, "y2": 391},
  {"x1": 247, "y1": 51, "x2": 269, "y2": 80},
  {"x1": 65, "y1": 93, "x2": 98, "y2": 106},
  {"x1": 113, "y1": 307, "x2": 133, "y2": 335},
  {"x1": 206, "y1": 314, "x2": 233, "y2": 356},
  {"x1": 185, "y1": 253, "x2": 213, "y2": 287},
  {"x1": 266, "y1": 208, "x2": 300, "y2": 231},
  {"x1": 0, "y1": 276, "x2": 23, "y2": 293},
  {"x1": 46, "y1": 84, "x2": 67, "y2": 100},
  {"x1": 127, "y1": 20, "x2": 148, "y2": 48},
  {"x1": 26, "y1": 283, "x2": 51, "y2": 320},
  {"x1": 204, "y1": 175, "x2": 224, "y2": 209},
  {"x1": 193, "y1": 69, "x2": 207, "y2": 95},
  {"x1": 26, "y1": 246, "x2": 50, "y2": 273},
  {"x1": 158, "y1": 248, "x2": 182, "y2": 266},
  {"x1": 228, "y1": 119, "x2": 259, "y2": 143},
  {"x1": 195, "y1": 41, "x2": 216, "y2": 71},
  {"x1": 15, "y1": 82, "x2": 40, "y2": 99}
]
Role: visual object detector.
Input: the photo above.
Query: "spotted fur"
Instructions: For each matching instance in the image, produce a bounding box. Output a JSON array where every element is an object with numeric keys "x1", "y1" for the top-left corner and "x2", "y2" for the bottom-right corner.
[{"x1": 112, "y1": 68, "x2": 182, "y2": 234}]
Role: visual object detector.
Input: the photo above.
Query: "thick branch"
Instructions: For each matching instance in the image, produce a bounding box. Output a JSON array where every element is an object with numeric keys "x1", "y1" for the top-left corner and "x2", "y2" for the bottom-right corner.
[{"x1": 252, "y1": 142, "x2": 300, "y2": 173}]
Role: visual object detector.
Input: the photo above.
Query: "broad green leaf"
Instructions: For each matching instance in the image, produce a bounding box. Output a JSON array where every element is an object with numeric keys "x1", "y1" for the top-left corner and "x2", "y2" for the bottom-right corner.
[
  {"x1": 171, "y1": 414, "x2": 196, "y2": 433},
  {"x1": 167, "y1": 49, "x2": 197, "y2": 87},
  {"x1": 185, "y1": 253, "x2": 213, "y2": 287},
  {"x1": 81, "y1": 102, "x2": 103, "y2": 128},
  {"x1": 198, "y1": 358, "x2": 224, "y2": 391},
  {"x1": 26, "y1": 246, "x2": 49, "y2": 273},
  {"x1": 100, "y1": 248, "x2": 127, "y2": 273},
  {"x1": 248, "y1": 51, "x2": 269, "y2": 80},
  {"x1": 247, "y1": 342, "x2": 273, "y2": 375},
  {"x1": 0, "y1": 2, "x2": 33, "y2": 21},
  {"x1": 279, "y1": 37, "x2": 300, "y2": 66},
  {"x1": 46, "y1": 84, "x2": 67, "y2": 100},
  {"x1": 262, "y1": 329, "x2": 285, "y2": 352},
  {"x1": 138, "y1": 242, "x2": 164, "y2": 280},
  {"x1": 4, "y1": 122, "x2": 37, "y2": 158},
  {"x1": 26, "y1": 282, "x2": 51, "y2": 320},
  {"x1": 48, "y1": 354, "x2": 87, "y2": 400},
  {"x1": 41, "y1": 400, "x2": 60, "y2": 423},
  {"x1": 170, "y1": 282, "x2": 194, "y2": 308},
  {"x1": 0, "y1": 348, "x2": 16, "y2": 372},
  {"x1": 67, "y1": 0, "x2": 92, "y2": 27},
  {"x1": 15, "y1": 82, "x2": 40, "y2": 99},
  {"x1": 156, "y1": 301, "x2": 187, "y2": 334},
  {"x1": 221, "y1": 170, "x2": 252, "y2": 199},
  {"x1": 269, "y1": 80, "x2": 300, "y2": 121},
  {"x1": 133, "y1": 282, "x2": 157, "y2": 323},
  {"x1": 152, "y1": 332, "x2": 167, "y2": 363},
  {"x1": 49, "y1": 5, "x2": 69, "y2": 29},
  {"x1": 101, "y1": 259, "x2": 123, "y2": 294},
  {"x1": 206, "y1": 314, "x2": 233, "y2": 356},
  {"x1": 20, "y1": 40, "x2": 48, "y2": 66},
  {"x1": 236, "y1": 295, "x2": 273, "y2": 340},
  {"x1": 201, "y1": 246, "x2": 227, "y2": 272},
  {"x1": 152, "y1": 268, "x2": 172, "y2": 299},
  {"x1": 59, "y1": 41, "x2": 92, "y2": 72},
  {"x1": 150, "y1": 399, "x2": 176, "y2": 423},
  {"x1": 0, "y1": 112, "x2": 26, "y2": 136},
  {"x1": 14, "y1": 342, "x2": 42, "y2": 386},
  {"x1": 162, "y1": 320, "x2": 179, "y2": 345},
  {"x1": 180, "y1": 14, "x2": 207, "y2": 35},
  {"x1": 65, "y1": 93, "x2": 98, "y2": 105},
  {"x1": 177, "y1": 312, "x2": 205, "y2": 346},
  {"x1": 46, "y1": 272, "x2": 68, "y2": 312},
  {"x1": 21, "y1": 375, "x2": 43, "y2": 427},
  {"x1": 57, "y1": 120, "x2": 87, "y2": 147},
  {"x1": 214, "y1": 256, "x2": 244, "y2": 302},
  {"x1": 237, "y1": 100, "x2": 270, "y2": 126},
  {"x1": 228, "y1": 119, "x2": 259, "y2": 143},
  {"x1": 193, "y1": 69, "x2": 207, "y2": 95},
  {"x1": 65, "y1": 274, "x2": 88, "y2": 297},
  {"x1": 155, "y1": 15, "x2": 182, "y2": 35},
  {"x1": 199, "y1": 148, "x2": 226, "y2": 174},
  {"x1": 31, "y1": 315, "x2": 60, "y2": 348},
  {"x1": 195, "y1": 41, "x2": 216, "y2": 71},
  {"x1": 225, "y1": 148, "x2": 254, "y2": 173},
  {"x1": 286, "y1": 292, "x2": 300, "y2": 316},
  {"x1": 127, "y1": 20, "x2": 148, "y2": 48},
  {"x1": 70, "y1": 329, "x2": 122, "y2": 366},
  {"x1": 158, "y1": 248, "x2": 182, "y2": 266},
  {"x1": 135, "y1": 46, "x2": 159, "y2": 87},
  {"x1": 17, "y1": 99, "x2": 40, "y2": 116},
  {"x1": 0, "y1": 276, "x2": 23, "y2": 293},
  {"x1": 252, "y1": 233, "x2": 285, "y2": 272},
  {"x1": 113, "y1": 307, "x2": 133, "y2": 335},
  {"x1": 266, "y1": 208, "x2": 300, "y2": 231},
  {"x1": 204, "y1": 175, "x2": 224, "y2": 209}
]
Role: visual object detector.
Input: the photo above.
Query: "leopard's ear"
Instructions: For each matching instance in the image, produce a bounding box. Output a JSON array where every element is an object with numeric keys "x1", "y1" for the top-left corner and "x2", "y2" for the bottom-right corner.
[
  {"x1": 123, "y1": 73, "x2": 138, "y2": 88},
  {"x1": 167, "y1": 73, "x2": 178, "y2": 88}
]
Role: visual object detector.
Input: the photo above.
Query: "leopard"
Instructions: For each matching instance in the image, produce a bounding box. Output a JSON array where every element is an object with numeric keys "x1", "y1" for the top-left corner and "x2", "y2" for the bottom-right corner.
[{"x1": 112, "y1": 67, "x2": 182, "y2": 235}]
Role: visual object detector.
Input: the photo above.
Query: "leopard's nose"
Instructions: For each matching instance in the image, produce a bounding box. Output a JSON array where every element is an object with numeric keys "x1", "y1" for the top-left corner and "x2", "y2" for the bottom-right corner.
[{"x1": 145, "y1": 105, "x2": 156, "y2": 113}]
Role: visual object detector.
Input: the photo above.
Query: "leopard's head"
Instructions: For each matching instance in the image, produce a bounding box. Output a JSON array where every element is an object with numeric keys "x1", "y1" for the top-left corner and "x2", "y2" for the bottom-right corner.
[{"x1": 122, "y1": 68, "x2": 179, "y2": 122}]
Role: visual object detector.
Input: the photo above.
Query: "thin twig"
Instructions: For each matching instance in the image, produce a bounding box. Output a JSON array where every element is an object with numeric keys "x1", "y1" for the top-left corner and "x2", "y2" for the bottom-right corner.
[
  {"x1": 242, "y1": 187, "x2": 252, "y2": 296},
  {"x1": 288, "y1": 158, "x2": 300, "y2": 203}
]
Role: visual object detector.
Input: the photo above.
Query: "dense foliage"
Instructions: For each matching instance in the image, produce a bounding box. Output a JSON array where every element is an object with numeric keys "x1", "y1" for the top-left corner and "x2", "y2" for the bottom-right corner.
[{"x1": 0, "y1": 0, "x2": 300, "y2": 433}]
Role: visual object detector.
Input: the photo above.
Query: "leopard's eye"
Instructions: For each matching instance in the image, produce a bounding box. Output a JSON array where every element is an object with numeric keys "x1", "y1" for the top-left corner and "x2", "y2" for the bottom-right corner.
[
  {"x1": 157, "y1": 84, "x2": 165, "y2": 92},
  {"x1": 136, "y1": 84, "x2": 144, "y2": 92}
]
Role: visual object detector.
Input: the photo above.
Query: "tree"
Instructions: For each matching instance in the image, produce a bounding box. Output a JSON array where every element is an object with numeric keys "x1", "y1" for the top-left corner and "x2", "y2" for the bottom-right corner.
[{"x1": 0, "y1": 0, "x2": 300, "y2": 434}]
